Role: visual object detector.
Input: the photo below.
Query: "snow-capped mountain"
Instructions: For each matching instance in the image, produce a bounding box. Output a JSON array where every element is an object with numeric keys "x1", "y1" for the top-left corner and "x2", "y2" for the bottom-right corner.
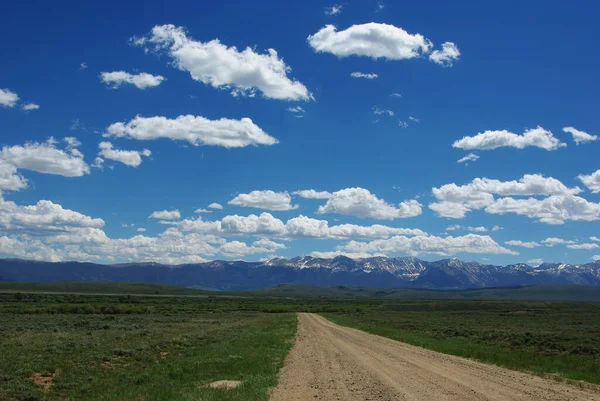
[{"x1": 1, "y1": 257, "x2": 599, "y2": 291}]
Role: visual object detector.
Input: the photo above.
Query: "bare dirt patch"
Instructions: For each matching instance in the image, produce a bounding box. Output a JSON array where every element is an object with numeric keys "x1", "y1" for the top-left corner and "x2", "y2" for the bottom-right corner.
[
  {"x1": 270, "y1": 313, "x2": 600, "y2": 401},
  {"x1": 32, "y1": 371, "x2": 58, "y2": 392},
  {"x1": 205, "y1": 380, "x2": 242, "y2": 389}
]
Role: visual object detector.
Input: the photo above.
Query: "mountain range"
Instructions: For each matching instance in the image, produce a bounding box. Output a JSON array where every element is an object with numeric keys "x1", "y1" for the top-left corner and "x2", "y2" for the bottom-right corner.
[{"x1": 1, "y1": 256, "x2": 599, "y2": 291}]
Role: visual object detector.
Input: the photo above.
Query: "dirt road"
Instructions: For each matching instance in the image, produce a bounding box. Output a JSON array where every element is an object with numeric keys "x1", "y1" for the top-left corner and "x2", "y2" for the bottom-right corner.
[{"x1": 270, "y1": 313, "x2": 600, "y2": 401}]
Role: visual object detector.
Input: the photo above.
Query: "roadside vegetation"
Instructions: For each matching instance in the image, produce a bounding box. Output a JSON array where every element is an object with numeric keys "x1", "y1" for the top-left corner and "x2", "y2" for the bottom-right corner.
[
  {"x1": 324, "y1": 300, "x2": 600, "y2": 385},
  {"x1": 1, "y1": 284, "x2": 600, "y2": 400}
]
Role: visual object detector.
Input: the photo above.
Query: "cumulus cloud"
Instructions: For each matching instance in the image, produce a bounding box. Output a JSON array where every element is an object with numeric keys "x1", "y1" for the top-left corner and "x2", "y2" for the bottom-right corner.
[
  {"x1": 133, "y1": 24, "x2": 311, "y2": 101},
  {"x1": 486, "y1": 195, "x2": 600, "y2": 225},
  {"x1": 452, "y1": 127, "x2": 566, "y2": 151},
  {"x1": 591, "y1": 236, "x2": 600, "y2": 242},
  {"x1": 97, "y1": 142, "x2": 151, "y2": 167},
  {"x1": 324, "y1": 4, "x2": 343, "y2": 15},
  {"x1": 293, "y1": 189, "x2": 332, "y2": 199},
  {"x1": 149, "y1": 209, "x2": 181, "y2": 220},
  {"x1": 350, "y1": 72, "x2": 378, "y2": 79},
  {"x1": 505, "y1": 240, "x2": 541, "y2": 248},
  {"x1": 317, "y1": 188, "x2": 422, "y2": 220},
  {"x1": 429, "y1": 42, "x2": 461, "y2": 67},
  {"x1": 179, "y1": 212, "x2": 426, "y2": 239},
  {"x1": 105, "y1": 114, "x2": 278, "y2": 148},
  {"x1": 457, "y1": 153, "x2": 479, "y2": 163},
  {"x1": 194, "y1": 208, "x2": 212, "y2": 214},
  {"x1": 0, "y1": 88, "x2": 19, "y2": 108},
  {"x1": 567, "y1": 243, "x2": 600, "y2": 250},
  {"x1": 0, "y1": 160, "x2": 28, "y2": 192},
  {"x1": 429, "y1": 174, "x2": 582, "y2": 220},
  {"x1": 578, "y1": 169, "x2": 600, "y2": 193},
  {"x1": 562, "y1": 127, "x2": 597, "y2": 145},
  {"x1": 308, "y1": 23, "x2": 433, "y2": 60},
  {"x1": 229, "y1": 190, "x2": 297, "y2": 211},
  {"x1": 0, "y1": 138, "x2": 89, "y2": 178},
  {"x1": 100, "y1": 71, "x2": 165, "y2": 89},
  {"x1": 446, "y1": 225, "x2": 488, "y2": 233},
  {"x1": 338, "y1": 234, "x2": 517, "y2": 257},
  {"x1": 542, "y1": 237, "x2": 576, "y2": 247},
  {"x1": 208, "y1": 203, "x2": 223, "y2": 210},
  {"x1": 22, "y1": 103, "x2": 40, "y2": 111}
]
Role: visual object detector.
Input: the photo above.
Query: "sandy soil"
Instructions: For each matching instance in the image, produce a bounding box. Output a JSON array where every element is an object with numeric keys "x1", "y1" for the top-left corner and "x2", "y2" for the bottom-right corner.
[{"x1": 269, "y1": 313, "x2": 600, "y2": 401}]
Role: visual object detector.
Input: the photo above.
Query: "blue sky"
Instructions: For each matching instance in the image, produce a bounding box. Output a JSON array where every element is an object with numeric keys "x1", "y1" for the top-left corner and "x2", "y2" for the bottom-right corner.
[{"x1": 1, "y1": 0, "x2": 599, "y2": 265}]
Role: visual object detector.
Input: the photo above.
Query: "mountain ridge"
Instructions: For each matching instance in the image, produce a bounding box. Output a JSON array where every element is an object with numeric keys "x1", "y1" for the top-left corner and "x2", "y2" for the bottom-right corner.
[{"x1": 1, "y1": 256, "x2": 599, "y2": 291}]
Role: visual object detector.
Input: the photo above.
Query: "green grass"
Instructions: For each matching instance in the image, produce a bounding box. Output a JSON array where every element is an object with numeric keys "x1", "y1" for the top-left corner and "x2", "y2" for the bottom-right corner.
[
  {"x1": 0, "y1": 312, "x2": 296, "y2": 401},
  {"x1": 323, "y1": 300, "x2": 600, "y2": 385}
]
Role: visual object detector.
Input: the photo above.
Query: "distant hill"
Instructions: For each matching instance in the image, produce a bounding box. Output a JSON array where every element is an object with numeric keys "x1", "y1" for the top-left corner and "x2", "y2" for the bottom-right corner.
[
  {"x1": 0, "y1": 281, "x2": 212, "y2": 296},
  {"x1": 1, "y1": 281, "x2": 600, "y2": 302},
  {"x1": 0, "y1": 256, "x2": 599, "y2": 291},
  {"x1": 248, "y1": 284, "x2": 600, "y2": 302}
]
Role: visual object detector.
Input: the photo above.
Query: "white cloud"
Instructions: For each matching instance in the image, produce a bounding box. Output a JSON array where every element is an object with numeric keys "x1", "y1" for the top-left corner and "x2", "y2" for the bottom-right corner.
[
  {"x1": 149, "y1": 209, "x2": 181, "y2": 220},
  {"x1": 542, "y1": 237, "x2": 576, "y2": 247},
  {"x1": 229, "y1": 190, "x2": 297, "y2": 211},
  {"x1": 391, "y1": 93, "x2": 402, "y2": 98},
  {"x1": 179, "y1": 212, "x2": 426, "y2": 239},
  {"x1": 457, "y1": 153, "x2": 479, "y2": 163},
  {"x1": 398, "y1": 121, "x2": 408, "y2": 128},
  {"x1": 293, "y1": 189, "x2": 332, "y2": 199},
  {"x1": 194, "y1": 208, "x2": 212, "y2": 214},
  {"x1": 97, "y1": 141, "x2": 151, "y2": 167},
  {"x1": 562, "y1": 127, "x2": 598, "y2": 145},
  {"x1": 372, "y1": 106, "x2": 394, "y2": 117},
  {"x1": 208, "y1": 203, "x2": 223, "y2": 210},
  {"x1": 486, "y1": 195, "x2": 600, "y2": 225},
  {"x1": 446, "y1": 225, "x2": 488, "y2": 232},
  {"x1": 578, "y1": 169, "x2": 600, "y2": 193},
  {"x1": 253, "y1": 238, "x2": 286, "y2": 251},
  {"x1": 22, "y1": 103, "x2": 40, "y2": 111},
  {"x1": 429, "y1": 42, "x2": 461, "y2": 67},
  {"x1": 350, "y1": 72, "x2": 378, "y2": 79},
  {"x1": 528, "y1": 258, "x2": 544, "y2": 266},
  {"x1": 591, "y1": 236, "x2": 600, "y2": 242},
  {"x1": 339, "y1": 234, "x2": 517, "y2": 257},
  {"x1": 0, "y1": 160, "x2": 28, "y2": 192},
  {"x1": 133, "y1": 24, "x2": 311, "y2": 101},
  {"x1": 0, "y1": 88, "x2": 19, "y2": 108},
  {"x1": 80, "y1": 62, "x2": 88, "y2": 70},
  {"x1": 324, "y1": 4, "x2": 343, "y2": 15},
  {"x1": 92, "y1": 157, "x2": 104, "y2": 170},
  {"x1": 492, "y1": 225, "x2": 503, "y2": 231},
  {"x1": 219, "y1": 240, "x2": 271, "y2": 258},
  {"x1": 100, "y1": 71, "x2": 165, "y2": 89},
  {"x1": 307, "y1": 23, "x2": 433, "y2": 60},
  {"x1": 136, "y1": 228, "x2": 146, "y2": 232},
  {"x1": 429, "y1": 174, "x2": 582, "y2": 219},
  {"x1": 0, "y1": 195, "x2": 104, "y2": 236},
  {"x1": 0, "y1": 138, "x2": 89, "y2": 178},
  {"x1": 505, "y1": 240, "x2": 541, "y2": 248},
  {"x1": 452, "y1": 127, "x2": 566, "y2": 151},
  {"x1": 409, "y1": 116, "x2": 420, "y2": 123},
  {"x1": 287, "y1": 106, "x2": 305, "y2": 113},
  {"x1": 317, "y1": 187, "x2": 422, "y2": 220},
  {"x1": 105, "y1": 114, "x2": 278, "y2": 148},
  {"x1": 593, "y1": 255, "x2": 600, "y2": 261},
  {"x1": 376, "y1": 2, "x2": 385, "y2": 10},
  {"x1": 309, "y1": 250, "x2": 378, "y2": 259},
  {"x1": 567, "y1": 243, "x2": 599, "y2": 250}
]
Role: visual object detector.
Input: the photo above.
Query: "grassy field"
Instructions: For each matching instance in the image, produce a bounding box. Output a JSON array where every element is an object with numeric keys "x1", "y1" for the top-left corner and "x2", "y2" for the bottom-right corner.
[
  {"x1": 0, "y1": 305, "x2": 296, "y2": 400},
  {"x1": 2, "y1": 285, "x2": 600, "y2": 400},
  {"x1": 324, "y1": 300, "x2": 600, "y2": 385},
  {"x1": 3, "y1": 282, "x2": 600, "y2": 302}
]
